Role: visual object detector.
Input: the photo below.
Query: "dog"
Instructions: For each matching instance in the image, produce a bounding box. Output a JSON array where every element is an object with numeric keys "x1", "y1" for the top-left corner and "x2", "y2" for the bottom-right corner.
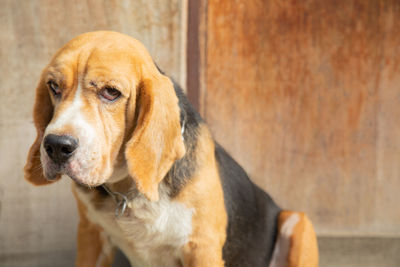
[{"x1": 24, "y1": 31, "x2": 318, "y2": 267}]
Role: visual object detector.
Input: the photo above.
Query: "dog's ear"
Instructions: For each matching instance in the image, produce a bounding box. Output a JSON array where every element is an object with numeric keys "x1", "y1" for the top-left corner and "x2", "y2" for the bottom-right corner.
[
  {"x1": 125, "y1": 73, "x2": 185, "y2": 201},
  {"x1": 24, "y1": 74, "x2": 60, "y2": 185}
]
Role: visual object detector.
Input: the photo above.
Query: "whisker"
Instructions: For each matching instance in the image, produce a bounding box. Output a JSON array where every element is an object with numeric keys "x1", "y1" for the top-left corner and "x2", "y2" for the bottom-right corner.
[{"x1": 30, "y1": 166, "x2": 44, "y2": 174}]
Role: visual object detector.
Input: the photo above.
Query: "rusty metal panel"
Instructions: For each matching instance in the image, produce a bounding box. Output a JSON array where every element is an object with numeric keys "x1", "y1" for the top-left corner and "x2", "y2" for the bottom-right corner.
[
  {"x1": 0, "y1": 0, "x2": 186, "y2": 263},
  {"x1": 204, "y1": 0, "x2": 400, "y2": 235}
]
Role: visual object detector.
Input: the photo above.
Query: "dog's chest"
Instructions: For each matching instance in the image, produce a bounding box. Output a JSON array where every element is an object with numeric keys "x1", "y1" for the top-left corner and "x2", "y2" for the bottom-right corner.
[{"x1": 74, "y1": 185, "x2": 194, "y2": 267}]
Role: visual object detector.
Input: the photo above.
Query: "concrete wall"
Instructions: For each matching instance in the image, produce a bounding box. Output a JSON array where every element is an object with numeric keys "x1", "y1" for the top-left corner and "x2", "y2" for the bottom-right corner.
[{"x1": 0, "y1": 0, "x2": 187, "y2": 265}]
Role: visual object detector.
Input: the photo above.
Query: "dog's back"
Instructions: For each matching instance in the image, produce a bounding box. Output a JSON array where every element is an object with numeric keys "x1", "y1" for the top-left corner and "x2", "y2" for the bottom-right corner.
[{"x1": 216, "y1": 144, "x2": 280, "y2": 266}]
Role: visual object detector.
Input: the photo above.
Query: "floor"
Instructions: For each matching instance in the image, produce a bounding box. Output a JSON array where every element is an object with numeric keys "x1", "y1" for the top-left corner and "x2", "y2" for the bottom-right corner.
[
  {"x1": 318, "y1": 236, "x2": 400, "y2": 267},
  {"x1": 1, "y1": 237, "x2": 399, "y2": 266}
]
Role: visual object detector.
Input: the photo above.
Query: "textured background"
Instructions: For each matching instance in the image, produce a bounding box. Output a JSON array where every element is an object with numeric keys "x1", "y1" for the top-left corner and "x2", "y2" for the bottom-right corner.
[
  {"x1": 189, "y1": 0, "x2": 400, "y2": 265},
  {"x1": 0, "y1": 0, "x2": 186, "y2": 266},
  {"x1": 1, "y1": 0, "x2": 400, "y2": 266},
  {"x1": 201, "y1": 0, "x2": 400, "y2": 236}
]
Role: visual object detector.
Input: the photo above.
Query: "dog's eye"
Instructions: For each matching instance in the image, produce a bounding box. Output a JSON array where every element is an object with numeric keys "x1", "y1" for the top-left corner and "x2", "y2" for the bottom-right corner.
[
  {"x1": 100, "y1": 87, "x2": 121, "y2": 102},
  {"x1": 47, "y1": 81, "x2": 61, "y2": 96}
]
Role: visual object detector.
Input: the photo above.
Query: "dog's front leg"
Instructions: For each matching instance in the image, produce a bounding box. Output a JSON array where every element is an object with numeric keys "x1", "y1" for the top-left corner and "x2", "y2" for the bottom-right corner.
[
  {"x1": 182, "y1": 241, "x2": 225, "y2": 267},
  {"x1": 74, "y1": 195, "x2": 115, "y2": 267}
]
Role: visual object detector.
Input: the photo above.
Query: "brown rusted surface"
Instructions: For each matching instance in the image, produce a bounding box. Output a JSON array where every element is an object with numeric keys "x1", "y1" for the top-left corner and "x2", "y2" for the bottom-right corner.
[
  {"x1": 187, "y1": 0, "x2": 201, "y2": 111},
  {"x1": 204, "y1": 0, "x2": 400, "y2": 235},
  {"x1": 187, "y1": 0, "x2": 209, "y2": 115}
]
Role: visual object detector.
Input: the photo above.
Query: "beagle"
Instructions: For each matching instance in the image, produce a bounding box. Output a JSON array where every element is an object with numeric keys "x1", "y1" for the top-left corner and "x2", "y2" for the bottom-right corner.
[{"x1": 24, "y1": 31, "x2": 318, "y2": 267}]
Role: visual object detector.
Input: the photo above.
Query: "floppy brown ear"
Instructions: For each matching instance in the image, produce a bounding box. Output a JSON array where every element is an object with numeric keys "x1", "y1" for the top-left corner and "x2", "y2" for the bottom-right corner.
[
  {"x1": 24, "y1": 76, "x2": 59, "y2": 185},
  {"x1": 125, "y1": 74, "x2": 186, "y2": 201}
]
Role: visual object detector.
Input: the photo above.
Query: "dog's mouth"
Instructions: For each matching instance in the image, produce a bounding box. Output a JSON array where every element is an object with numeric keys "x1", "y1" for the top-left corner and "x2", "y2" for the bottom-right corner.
[
  {"x1": 40, "y1": 140, "x2": 112, "y2": 187},
  {"x1": 43, "y1": 159, "x2": 103, "y2": 187},
  {"x1": 65, "y1": 173, "x2": 99, "y2": 187}
]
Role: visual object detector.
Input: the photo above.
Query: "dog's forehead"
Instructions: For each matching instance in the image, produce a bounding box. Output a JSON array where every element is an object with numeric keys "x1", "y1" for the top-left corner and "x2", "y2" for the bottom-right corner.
[
  {"x1": 47, "y1": 32, "x2": 153, "y2": 85},
  {"x1": 84, "y1": 49, "x2": 138, "y2": 82},
  {"x1": 50, "y1": 47, "x2": 136, "y2": 80}
]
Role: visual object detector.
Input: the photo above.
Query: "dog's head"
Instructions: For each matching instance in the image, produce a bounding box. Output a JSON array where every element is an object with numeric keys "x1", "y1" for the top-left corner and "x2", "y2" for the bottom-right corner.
[{"x1": 24, "y1": 31, "x2": 185, "y2": 201}]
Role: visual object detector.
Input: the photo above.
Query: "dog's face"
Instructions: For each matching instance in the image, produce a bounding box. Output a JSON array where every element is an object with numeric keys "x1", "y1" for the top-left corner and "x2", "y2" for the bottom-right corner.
[
  {"x1": 24, "y1": 31, "x2": 185, "y2": 201},
  {"x1": 41, "y1": 45, "x2": 135, "y2": 186}
]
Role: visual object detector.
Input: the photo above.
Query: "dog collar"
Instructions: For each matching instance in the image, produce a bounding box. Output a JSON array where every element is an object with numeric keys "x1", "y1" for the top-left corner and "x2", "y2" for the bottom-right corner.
[
  {"x1": 101, "y1": 121, "x2": 185, "y2": 218},
  {"x1": 102, "y1": 184, "x2": 138, "y2": 218}
]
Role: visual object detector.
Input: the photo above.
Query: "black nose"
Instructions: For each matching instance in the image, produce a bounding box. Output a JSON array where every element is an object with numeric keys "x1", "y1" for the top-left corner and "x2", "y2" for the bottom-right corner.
[{"x1": 43, "y1": 134, "x2": 78, "y2": 164}]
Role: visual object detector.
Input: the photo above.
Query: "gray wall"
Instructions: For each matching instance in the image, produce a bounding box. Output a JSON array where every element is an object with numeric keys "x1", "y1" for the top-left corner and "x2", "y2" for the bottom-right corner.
[{"x1": 0, "y1": 0, "x2": 187, "y2": 266}]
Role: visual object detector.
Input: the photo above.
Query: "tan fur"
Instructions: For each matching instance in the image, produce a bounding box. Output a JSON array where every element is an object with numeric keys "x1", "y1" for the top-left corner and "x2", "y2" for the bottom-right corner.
[
  {"x1": 73, "y1": 187, "x2": 115, "y2": 267},
  {"x1": 175, "y1": 125, "x2": 227, "y2": 266},
  {"x1": 125, "y1": 76, "x2": 185, "y2": 201},
  {"x1": 24, "y1": 75, "x2": 59, "y2": 185}
]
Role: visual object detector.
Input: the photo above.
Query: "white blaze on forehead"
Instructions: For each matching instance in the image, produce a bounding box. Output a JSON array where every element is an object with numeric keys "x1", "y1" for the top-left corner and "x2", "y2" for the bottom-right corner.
[{"x1": 45, "y1": 83, "x2": 95, "y2": 140}]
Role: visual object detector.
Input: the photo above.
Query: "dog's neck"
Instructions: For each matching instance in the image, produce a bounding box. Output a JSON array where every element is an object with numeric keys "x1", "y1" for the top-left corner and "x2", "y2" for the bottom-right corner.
[
  {"x1": 106, "y1": 162, "x2": 130, "y2": 184},
  {"x1": 99, "y1": 162, "x2": 177, "y2": 217}
]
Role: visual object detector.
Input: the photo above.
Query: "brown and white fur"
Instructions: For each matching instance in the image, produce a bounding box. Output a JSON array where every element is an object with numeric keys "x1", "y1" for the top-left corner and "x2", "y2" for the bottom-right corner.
[{"x1": 24, "y1": 31, "x2": 318, "y2": 267}]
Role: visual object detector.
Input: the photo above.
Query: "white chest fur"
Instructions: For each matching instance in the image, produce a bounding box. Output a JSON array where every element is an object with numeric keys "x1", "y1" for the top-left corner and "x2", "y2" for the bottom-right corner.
[{"x1": 74, "y1": 183, "x2": 194, "y2": 267}]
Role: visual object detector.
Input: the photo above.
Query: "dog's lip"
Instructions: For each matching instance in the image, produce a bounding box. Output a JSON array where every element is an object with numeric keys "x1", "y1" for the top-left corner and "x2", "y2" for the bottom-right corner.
[
  {"x1": 45, "y1": 175, "x2": 59, "y2": 181},
  {"x1": 68, "y1": 175, "x2": 89, "y2": 186},
  {"x1": 43, "y1": 165, "x2": 61, "y2": 181},
  {"x1": 42, "y1": 155, "x2": 102, "y2": 187},
  {"x1": 65, "y1": 172, "x2": 103, "y2": 188}
]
